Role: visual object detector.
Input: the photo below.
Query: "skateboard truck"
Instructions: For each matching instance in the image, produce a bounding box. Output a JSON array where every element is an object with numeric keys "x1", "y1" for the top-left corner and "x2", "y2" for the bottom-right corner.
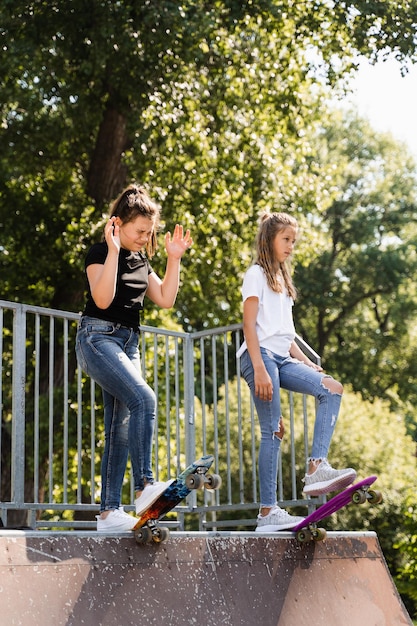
[
  {"x1": 351, "y1": 485, "x2": 382, "y2": 505},
  {"x1": 296, "y1": 525, "x2": 327, "y2": 543},
  {"x1": 135, "y1": 520, "x2": 170, "y2": 544},
  {"x1": 185, "y1": 470, "x2": 222, "y2": 490}
]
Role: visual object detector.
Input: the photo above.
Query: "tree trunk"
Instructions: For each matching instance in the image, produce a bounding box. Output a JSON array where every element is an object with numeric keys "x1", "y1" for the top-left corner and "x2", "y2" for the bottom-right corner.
[{"x1": 87, "y1": 104, "x2": 130, "y2": 208}]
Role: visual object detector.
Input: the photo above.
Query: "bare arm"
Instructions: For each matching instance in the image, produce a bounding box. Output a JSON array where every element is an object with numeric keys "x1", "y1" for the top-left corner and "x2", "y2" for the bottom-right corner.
[
  {"x1": 146, "y1": 224, "x2": 192, "y2": 309},
  {"x1": 290, "y1": 341, "x2": 323, "y2": 371},
  {"x1": 87, "y1": 217, "x2": 120, "y2": 309},
  {"x1": 242, "y1": 296, "x2": 273, "y2": 401}
]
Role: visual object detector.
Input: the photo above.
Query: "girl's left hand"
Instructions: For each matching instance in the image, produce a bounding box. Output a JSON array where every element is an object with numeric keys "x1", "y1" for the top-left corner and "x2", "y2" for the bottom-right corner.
[
  {"x1": 165, "y1": 224, "x2": 193, "y2": 259},
  {"x1": 309, "y1": 362, "x2": 323, "y2": 372}
]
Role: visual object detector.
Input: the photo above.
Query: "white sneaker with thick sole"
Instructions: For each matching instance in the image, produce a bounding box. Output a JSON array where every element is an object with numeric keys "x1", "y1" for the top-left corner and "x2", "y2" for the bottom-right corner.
[
  {"x1": 96, "y1": 507, "x2": 138, "y2": 533},
  {"x1": 135, "y1": 479, "x2": 174, "y2": 516},
  {"x1": 255, "y1": 506, "x2": 305, "y2": 532}
]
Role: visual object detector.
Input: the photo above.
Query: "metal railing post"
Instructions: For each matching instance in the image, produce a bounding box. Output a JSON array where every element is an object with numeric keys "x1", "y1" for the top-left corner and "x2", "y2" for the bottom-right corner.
[
  {"x1": 11, "y1": 304, "x2": 26, "y2": 504},
  {"x1": 183, "y1": 333, "x2": 195, "y2": 467},
  {"x1": 0, "y1": 300, "x2": 320, "y2": 527}
]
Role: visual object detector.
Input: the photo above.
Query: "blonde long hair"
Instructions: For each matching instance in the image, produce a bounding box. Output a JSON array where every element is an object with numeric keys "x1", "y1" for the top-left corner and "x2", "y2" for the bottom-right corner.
[{"x1": 255, "y1": 212, "x2": 298, "y2": 300}]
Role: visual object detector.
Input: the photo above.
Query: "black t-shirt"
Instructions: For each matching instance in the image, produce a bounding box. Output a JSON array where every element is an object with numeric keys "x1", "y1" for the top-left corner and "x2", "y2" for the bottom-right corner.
[{"x1": 82, "y1": 242, "x2": 153, "y2": 330}]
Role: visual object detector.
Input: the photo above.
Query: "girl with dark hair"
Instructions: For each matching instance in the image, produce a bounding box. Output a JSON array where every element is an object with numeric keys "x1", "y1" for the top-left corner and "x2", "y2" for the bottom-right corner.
[{"x1": 76, "y1": 184, "x2": 192, "y2": 532}]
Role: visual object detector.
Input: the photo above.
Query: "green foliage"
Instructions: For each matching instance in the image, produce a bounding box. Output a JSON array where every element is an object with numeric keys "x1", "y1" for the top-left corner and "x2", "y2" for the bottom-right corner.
[
  {"x1": 1, "y1": 0, "x2": 417, "y2": 612},
  {"x1": 1, "y1": 1, "x2": 417, "y2": 317},
  {"x1": 316, "y1": 388, "x2": 417, "y2": 618},
  {"x1": 205, "y1": 378, "x2": 417, "y2": 615},
  {"x1": 292, "y1": 112, "x2": 417, "y2": 431},
  {"x1": 395, "y1": 491, "x2": 417, "y2": 619}
]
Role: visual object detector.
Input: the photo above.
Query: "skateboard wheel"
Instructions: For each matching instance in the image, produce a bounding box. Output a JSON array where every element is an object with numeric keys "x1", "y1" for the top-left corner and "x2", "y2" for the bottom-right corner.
[
  {"x1": 312, "y1": 528, "x2": 327, "y2": 542},
  {"x1": 152, "y1": 527, "x2": 170, "y2": 543},
  {"x1": 135, "y1": 527, "x2": 152, "y2": 544},
  {"x1": 205, "y1": 473, "x2": 222, "y2": 490},
  {"x1": 185, "y1": 474, "x2": 205, "y2": 489},
  {"x1": 296, "y1": 528, "x2": 313, "y2": 543},
  {"x1": 368, "y1": 489, "x2": 383, "y2": 505},
  {"x1": 351, "y1": 490, "x2": 367, "y2": 505}
]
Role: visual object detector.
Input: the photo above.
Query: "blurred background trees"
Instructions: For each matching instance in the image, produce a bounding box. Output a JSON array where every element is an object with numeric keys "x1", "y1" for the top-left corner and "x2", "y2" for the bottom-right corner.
[{"x1": 1, "y1": 0, "x2": 417, "y2": 618}]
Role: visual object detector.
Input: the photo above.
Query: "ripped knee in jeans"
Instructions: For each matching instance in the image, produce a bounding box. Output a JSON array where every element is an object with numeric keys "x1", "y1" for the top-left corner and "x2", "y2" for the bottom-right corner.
[
  {"x1": 274, "y1": 416, "x2": 284, "y2": 441},
  {"x1": 321, "y1": 375, "x2": 343, "y2": 396}
]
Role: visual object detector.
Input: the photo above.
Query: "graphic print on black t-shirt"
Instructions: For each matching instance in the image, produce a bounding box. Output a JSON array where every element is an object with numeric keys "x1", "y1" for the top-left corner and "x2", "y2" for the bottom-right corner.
[{"x1": 82, "y1": 242, "x2": 153, "y2": 329}]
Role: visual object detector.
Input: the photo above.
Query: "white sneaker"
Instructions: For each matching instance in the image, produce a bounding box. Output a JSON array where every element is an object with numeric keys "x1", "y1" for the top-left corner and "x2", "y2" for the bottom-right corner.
[
  {"x1": 303, "y1": 458, "x2": 357, "y2": 496},
  {"x1": 135, "y1": 480, "x2": 174, "y2": 516},
  {"x1": 255, "y1": 506, "x2": 305, "y2": 532},
  {"x1": 96, "y1": 507, "x2": 138, "y2": 533}
]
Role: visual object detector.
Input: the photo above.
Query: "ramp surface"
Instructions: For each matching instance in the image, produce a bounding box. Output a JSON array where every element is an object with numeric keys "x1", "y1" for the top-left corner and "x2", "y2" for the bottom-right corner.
[{"x1": 0, "y1": 531, "x2": 411, "y2": 625}]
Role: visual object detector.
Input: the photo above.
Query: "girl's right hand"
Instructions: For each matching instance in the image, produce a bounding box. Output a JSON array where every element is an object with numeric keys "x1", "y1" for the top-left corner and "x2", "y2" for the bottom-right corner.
[
  {"x1": 254, "y1": 369, "x2": 273, "y2": 402},
  {"x1": 105, "y1": 217, "x2": 120, "y2": 253}
]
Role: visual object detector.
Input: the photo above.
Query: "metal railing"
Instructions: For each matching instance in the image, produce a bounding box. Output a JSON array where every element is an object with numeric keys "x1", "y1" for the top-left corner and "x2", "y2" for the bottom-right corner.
[{"x1": 0, "y1": 299, "x2": 321, "y2": 530}]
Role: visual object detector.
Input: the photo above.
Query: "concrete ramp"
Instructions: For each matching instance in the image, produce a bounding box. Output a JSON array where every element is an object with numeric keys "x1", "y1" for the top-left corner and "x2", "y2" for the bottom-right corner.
[{"x1": 0, "y1": 531, "x2": 411, "y2": 625}]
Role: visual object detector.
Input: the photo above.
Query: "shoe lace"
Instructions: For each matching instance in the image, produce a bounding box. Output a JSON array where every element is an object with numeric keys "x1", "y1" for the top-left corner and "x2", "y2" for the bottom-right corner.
[{"x1": 268, "y1": 507, "x2": 289, "y2": 522}]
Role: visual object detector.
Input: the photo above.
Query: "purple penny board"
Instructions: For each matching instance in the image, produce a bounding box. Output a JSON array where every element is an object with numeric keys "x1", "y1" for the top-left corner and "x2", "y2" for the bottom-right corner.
[{"x1": 291, "y1": 475, "x2": 378, "y2": 537}]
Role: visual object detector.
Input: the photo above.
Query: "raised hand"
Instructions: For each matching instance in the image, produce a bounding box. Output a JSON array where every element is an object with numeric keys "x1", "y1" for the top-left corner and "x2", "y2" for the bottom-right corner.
[
  {"x1": 104, "y1": 216, "x2": 121, "y2": 253},
  {"x1": 165, "y1": 224, "x2": 193, "y2": 259}
]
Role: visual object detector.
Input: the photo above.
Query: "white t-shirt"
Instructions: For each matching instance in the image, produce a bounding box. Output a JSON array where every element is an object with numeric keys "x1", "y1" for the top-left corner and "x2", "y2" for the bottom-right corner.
[{"x1": 236, "y1": 264, "x2": 295, "y2": 358}]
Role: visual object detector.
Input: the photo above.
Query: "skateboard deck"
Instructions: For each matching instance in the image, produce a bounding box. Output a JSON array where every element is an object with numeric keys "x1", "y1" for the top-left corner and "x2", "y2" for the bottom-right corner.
[
  {"x1": 290, "y1": 475, "x2": 382, "y2": 542},
  {"x1": 133, "y1": 454, "x2": 221, "y2": 544}
]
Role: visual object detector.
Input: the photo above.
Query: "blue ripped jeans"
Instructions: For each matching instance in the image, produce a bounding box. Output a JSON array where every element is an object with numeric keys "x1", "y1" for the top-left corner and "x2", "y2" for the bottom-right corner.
[
  {"x1": 75, "y1": 316, "x2": 156, "y2": 511},
  {"x1": 240, "y1": 348, "x2": 342, "y2": 508}
]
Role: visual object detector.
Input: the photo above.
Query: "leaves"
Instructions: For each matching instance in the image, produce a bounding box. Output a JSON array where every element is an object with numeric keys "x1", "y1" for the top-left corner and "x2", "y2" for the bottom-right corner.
[{"x1": 1, "y1": 2, "x2": 417, "y2": 609}]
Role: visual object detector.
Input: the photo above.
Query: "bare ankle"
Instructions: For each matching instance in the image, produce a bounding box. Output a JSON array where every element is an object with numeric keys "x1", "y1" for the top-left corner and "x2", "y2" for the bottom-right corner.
[
  {"x1": 308, "y1": 458, "x2": 322, "y2": 475},
  {"x1": 260, "y1": 507, "x2": 272, "y2": 517}
]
